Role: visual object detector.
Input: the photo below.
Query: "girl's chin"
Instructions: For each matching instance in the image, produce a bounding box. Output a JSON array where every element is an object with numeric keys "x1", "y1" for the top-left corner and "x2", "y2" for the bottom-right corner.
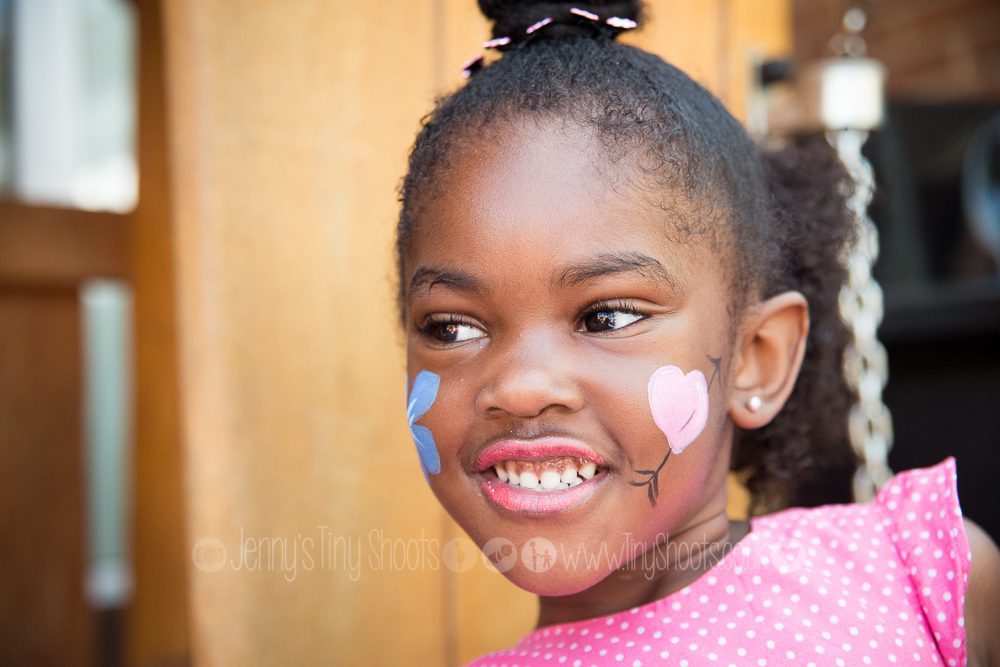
[{"x1": 502, "y1": 566, "x2": 609, "y2": 598}]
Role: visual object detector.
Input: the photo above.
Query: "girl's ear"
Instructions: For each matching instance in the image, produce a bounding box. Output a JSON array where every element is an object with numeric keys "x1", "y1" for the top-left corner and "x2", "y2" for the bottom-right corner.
[{"x1": 728, "y1": 290, "x2": 809, "y2": 429}]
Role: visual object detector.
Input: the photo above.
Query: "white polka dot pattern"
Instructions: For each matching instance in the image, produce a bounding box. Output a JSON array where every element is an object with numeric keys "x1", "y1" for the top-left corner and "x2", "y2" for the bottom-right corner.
[{"x1": 466, "y1": 458, "x2": 971, "y2": 667}]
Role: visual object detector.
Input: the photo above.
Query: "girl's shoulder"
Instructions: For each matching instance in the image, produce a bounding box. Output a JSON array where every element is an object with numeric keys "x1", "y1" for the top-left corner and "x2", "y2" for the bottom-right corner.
[
  {"x1": 757, "y1": 456, "x2": 970, "y2": 582},
  {"x1": 753, "y1": 456, "x2": 971, "y2": 664},
  {"x1": 758, "y1": 456, "x2": 969, "y2": 558},
  {"x1": 761, "y1": 456, "x2": 1000, "y2": 667},
  {"x1": 758, "y1": 458, "x2": 971, "y2": 596}
]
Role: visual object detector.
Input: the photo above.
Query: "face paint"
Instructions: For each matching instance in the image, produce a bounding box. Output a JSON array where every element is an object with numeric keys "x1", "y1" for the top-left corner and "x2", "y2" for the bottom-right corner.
[
  {"x1": 407, "y1": 370, "x2": 442, "y2": 476},
  {"x1": 706, "y1": 355, "x2": 722, "y2": 392},
  {"x1": 630, "y1": 363, "x2": 712, "y2": 507},
  {"x1": 648, "y1": 365, "x2": 709, "y2": 454}
]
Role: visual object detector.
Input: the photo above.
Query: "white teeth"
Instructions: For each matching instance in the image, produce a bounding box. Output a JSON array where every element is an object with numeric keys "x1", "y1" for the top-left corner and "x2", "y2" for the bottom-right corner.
[
  {"x1": 540, "y1": 471, "x2": 561, "y2": 490},
  {"x1": 490, "y1": 459, "x2": 601, "y2": 491}
]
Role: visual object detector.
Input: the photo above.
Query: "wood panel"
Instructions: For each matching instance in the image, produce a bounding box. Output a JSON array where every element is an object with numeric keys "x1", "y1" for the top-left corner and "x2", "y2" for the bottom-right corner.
[
  {"x1": 0, "y1": 287, "x2": 93, "y2": 666},
  {"x1": 625, "y1": 0, "x2": 725, "y2": 96},
  {"x1": 126, "y1": 1, "x2": 190, "y2": 665},
  {"x1": 158, "y1": 1, "x2": 445, "y2": 664},
  {"x1": 723, "y1": 0, "x2": 792, "y2": 122},
  {"x1": 0, "y1": 203, "x2": 128, "y2": 286}
]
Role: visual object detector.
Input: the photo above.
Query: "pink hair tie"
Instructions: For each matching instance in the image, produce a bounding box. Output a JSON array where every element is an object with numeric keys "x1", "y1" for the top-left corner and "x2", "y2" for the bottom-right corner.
[
  {"x1": 606, "y1": 16, "x2": 638, "y2": 30},
  {"x1": 461, "y1": 54, "x2": 484, "y2": 78},
  {"x1": 569, "y1": 7, "x2": 600, "y2": 21},
  {"x1": 483, "y1": 36, "x2": 512, "y2": 49},
  {"x1": 462, "y1": 9, "x2": 638, "y2": 77},
  {"x1": 525, "y1": 16, "x2": 553, "y2": 34}
]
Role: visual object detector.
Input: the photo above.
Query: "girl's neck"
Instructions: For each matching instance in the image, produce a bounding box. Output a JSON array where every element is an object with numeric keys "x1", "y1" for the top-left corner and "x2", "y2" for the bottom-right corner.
[{"x1": 535, "y1": 512, "x2": 750, "y2": 629}]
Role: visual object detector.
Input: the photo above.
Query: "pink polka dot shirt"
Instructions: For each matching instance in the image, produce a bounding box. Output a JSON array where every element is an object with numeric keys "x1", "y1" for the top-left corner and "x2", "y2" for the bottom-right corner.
[{"x1": 469, "y1": 458, "x2": 971, "y2": 667}]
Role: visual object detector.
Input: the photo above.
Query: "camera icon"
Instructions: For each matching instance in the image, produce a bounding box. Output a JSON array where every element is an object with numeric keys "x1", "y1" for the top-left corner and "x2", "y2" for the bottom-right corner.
[{"x1": 481, "y1": 537, "x2": 517, "y2": 573}]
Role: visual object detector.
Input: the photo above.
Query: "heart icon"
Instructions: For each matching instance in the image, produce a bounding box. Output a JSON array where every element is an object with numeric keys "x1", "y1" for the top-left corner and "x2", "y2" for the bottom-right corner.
[{"x1": 647, "y1": 365, "x2": 709, "y2": 454}]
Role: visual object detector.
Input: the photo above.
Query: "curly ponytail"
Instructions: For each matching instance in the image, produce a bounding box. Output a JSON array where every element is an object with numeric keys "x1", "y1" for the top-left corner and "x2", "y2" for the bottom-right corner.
[{"x1": 730, "y1": 139, "x2": 860, "y2": 513}]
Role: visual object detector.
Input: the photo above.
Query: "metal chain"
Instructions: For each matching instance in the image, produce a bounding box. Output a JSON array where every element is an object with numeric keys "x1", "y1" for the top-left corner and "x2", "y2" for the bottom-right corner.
[{"x1": 828, "y1": 128, "x2": 894, "y2": 502}]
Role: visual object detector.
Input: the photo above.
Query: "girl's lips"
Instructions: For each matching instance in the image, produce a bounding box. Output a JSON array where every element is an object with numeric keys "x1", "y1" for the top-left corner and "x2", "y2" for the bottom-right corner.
[
  {"x1": 480, "y1": 469, "x2": 606, "y2": 515},
  {"x1": 473, "y1": 437, "x2": 607, "y2": 472}
]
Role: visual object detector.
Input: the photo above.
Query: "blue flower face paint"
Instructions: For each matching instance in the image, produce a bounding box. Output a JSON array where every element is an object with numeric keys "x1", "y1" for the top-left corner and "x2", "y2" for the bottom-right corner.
[{"x1": 407, "y1": 370, "x2": 441, "y2": 476}]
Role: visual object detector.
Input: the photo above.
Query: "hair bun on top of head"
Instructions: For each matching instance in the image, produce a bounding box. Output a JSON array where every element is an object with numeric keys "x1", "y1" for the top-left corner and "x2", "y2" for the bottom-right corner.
[{"x1": 477, "y1": 0, "x2": 644, "y2": 48}]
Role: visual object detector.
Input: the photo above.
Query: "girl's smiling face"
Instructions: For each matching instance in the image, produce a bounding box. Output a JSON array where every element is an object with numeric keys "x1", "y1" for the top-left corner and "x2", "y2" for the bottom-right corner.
[{"x1": 404, "y1": 118, "x2": 740, "y2": 596}]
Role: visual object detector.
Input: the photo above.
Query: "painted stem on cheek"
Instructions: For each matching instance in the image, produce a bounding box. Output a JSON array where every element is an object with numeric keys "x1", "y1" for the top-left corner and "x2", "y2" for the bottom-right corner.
[
  {"x1": 628, "y1": 450, "x2": 671, "y2": 507},
  {"x1": 407, "y1": 370, "x2": 442, "y2": 476},
  {"x1": 707, "y1": 355, "x2": 722, "y2": 393},
  {"x1": 630, "y1": 359, "x2": 718, "y2": 507}
]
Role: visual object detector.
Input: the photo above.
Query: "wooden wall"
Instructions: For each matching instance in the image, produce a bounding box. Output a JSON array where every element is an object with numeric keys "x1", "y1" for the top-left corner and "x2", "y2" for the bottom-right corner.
[{"x1": 132, "y1": 1, "x2": 789, "y2": 664}]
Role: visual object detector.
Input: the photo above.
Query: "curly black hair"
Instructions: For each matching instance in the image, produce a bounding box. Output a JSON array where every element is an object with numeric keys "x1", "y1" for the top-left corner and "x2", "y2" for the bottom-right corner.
[{"x1": 396, "y1": 0, "x2": 858, "y2": 512}]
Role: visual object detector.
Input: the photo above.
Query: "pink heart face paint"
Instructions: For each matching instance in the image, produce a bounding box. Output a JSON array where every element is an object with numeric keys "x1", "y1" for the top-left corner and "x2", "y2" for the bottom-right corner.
[
  {"x1": 630, "y1": 363, "x2": 713, "y2": 507},
  {"x1": 647, "y1": 365, "x2": 709, "y2": 454}
]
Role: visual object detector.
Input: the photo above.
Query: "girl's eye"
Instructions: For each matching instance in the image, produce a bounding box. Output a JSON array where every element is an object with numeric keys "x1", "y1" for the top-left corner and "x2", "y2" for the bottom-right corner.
[
  {"x1": 417, "y1": 317, "x2": 486, "y2": 344},
  {"x1": 580, "y1": 301, "x2": 647, "y2": 334}
]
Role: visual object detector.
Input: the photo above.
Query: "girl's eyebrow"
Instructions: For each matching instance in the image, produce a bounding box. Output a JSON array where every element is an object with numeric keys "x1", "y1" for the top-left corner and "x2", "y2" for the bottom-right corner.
[
  {"x1": 409, "y1": 252, "x2": 681, "y2": 300},
  {"x1": 555, "y1": 251, "x2": 683, "y2": 294},
  {"x1": 409, "y1": 267, "x2": 487, "y2": 298}
]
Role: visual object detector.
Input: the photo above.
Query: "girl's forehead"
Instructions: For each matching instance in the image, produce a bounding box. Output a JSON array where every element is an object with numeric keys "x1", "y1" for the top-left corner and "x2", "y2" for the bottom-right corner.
[
  {"x1": 443, "y1": 117, "x2": 617, "y2": 205},
  {"x1": 408, "y1": 118, "x2": 707, "y2": 296}
]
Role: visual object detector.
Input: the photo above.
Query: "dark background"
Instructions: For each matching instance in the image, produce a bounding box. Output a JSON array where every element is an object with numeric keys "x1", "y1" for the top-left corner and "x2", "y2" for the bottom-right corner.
[{"x1": 795, "y1": 0, "x2": 1000, "y2": 542}]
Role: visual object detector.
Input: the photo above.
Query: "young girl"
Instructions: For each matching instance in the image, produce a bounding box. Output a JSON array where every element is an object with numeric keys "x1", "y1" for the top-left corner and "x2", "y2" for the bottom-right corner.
[{"x1": 397, "y1": 1, "x2": 1000, "y2": 664}]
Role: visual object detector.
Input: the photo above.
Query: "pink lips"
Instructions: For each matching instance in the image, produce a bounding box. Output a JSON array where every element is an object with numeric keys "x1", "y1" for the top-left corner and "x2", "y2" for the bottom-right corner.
[
  {"x1": 481, "y1": 474, "x2": 602, "y2": 514},
  {"x1": 474, "y1": 438, "x2": 606, "y2": 472},
  {"x1": 475, "y1": 438, "x2": 606, "y2": 515}
]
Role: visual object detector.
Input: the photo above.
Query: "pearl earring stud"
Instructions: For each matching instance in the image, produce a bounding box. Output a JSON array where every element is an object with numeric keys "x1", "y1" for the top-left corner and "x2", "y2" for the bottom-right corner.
[{"x1": 747, "y1": 396, "x2": 763, "y2": 413}]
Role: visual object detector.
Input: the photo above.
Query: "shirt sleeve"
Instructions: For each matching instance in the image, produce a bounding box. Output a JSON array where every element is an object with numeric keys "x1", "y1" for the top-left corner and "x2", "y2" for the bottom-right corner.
[{"x1": 874, "y1": 457, "x2": 972, "y2": 667}]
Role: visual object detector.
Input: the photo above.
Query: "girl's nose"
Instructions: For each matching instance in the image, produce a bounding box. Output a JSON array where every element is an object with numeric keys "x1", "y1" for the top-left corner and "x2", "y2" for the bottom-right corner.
[{"x1": 475, "y1": 336, "x2": 585, "y2": 418}]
